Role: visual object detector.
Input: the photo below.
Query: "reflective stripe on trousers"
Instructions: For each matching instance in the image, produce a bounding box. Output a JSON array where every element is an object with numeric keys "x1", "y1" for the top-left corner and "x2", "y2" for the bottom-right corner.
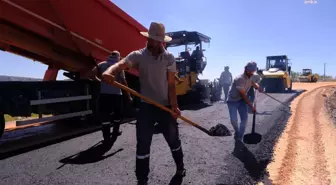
[
  {"x1": 135, "y1": 103, "x2": 184, "y2": 182},
  {"x1": 136, "y1": 154, "x2": 150, "y2": 159},
  {"x1": 227, "y1": 100, "x2": 248, "y2": 140}
]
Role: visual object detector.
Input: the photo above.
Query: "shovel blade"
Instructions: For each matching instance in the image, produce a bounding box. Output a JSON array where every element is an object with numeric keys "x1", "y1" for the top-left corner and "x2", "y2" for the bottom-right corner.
[{"x1": 243, "y1": 133, "x2": 262, "y2": 144}]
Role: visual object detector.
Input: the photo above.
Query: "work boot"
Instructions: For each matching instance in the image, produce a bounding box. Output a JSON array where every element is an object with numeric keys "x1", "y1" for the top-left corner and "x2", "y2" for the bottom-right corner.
[
  {"x1": 102, "y1": 123, "x2": 111, "y2": 141},
  {"x1": 234, "y1": 132, "x2": 242, "y2": 141},
  {"x1": 136, "y1": 158, "x2": 150, "y2": 185},
  {"x1": 175, "y1": 168, "x2": 186, "y2": 177},
  {"x1": 111, "y1": 129, "x2": 122, "y2": 137},
  {"x1": 137, "y1": 180, "x2": 148, "y2": 185},
  {"x1": 112, "y1": 122, "x2": 122, "y2": 137}
]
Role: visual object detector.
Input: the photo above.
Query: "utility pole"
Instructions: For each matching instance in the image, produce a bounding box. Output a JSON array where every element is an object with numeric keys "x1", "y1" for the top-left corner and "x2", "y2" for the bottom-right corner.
[{"x1": 324, "y1": 63, "x2": 326, "y2": 81}]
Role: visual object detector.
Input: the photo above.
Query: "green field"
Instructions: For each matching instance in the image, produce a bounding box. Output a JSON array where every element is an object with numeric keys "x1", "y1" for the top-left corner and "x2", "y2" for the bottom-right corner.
[{"x1": 4, "y1": 113, "x2": 41, "y2": 122}]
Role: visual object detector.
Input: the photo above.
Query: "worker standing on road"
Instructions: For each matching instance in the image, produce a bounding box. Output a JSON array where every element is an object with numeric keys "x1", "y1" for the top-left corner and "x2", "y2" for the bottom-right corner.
[
  {"x1": 91, "y1": 51, "x2": 132, "y2": 146},
  {"x1": 102, "y1": 22, "x2": 186, "y2": 185},
  {"x1": 226, "y1": 61, "x2": 263, "y2": 141},
  {"x1": 219, "y1": 66, "x2": 233, "y2": 101},
  {"x1": 247, "y1": 69, "x2": 262, "y2": 113}
]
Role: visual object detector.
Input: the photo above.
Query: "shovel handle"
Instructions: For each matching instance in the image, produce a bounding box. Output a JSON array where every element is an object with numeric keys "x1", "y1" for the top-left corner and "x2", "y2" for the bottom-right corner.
[
  {"x1": 262, "y1": 92, "x2": 290, "y2": 108},
  {"x1": 102, "y1": 74, "x2": 211, "y2": 135},
  {"x1": 251, "y1": 90, "x2": 258, "y2": 133},
  {"x1": 252, "y1": 110, "x2": 256, "y2": 133}
]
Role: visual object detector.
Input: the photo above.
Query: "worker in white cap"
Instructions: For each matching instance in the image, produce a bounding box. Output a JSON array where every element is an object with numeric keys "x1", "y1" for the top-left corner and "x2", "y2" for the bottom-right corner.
[
  {"x1": 219, "y1": 66, "x2": 233, "y2": 101},
  {"x1": 226, "y1": 61, "x2": 264, "y2": 141}
]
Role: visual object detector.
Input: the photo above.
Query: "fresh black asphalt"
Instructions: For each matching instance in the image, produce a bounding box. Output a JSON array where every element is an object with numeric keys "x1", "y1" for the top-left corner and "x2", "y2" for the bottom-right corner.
[{"x1": 0, "y1": 90, "x2": 304, "y2": 185}]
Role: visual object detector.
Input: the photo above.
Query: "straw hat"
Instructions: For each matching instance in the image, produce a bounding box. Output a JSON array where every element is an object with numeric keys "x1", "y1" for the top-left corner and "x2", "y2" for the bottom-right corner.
[{"x1": 140, "y1": 22, "x2": 172, "y2": 42}]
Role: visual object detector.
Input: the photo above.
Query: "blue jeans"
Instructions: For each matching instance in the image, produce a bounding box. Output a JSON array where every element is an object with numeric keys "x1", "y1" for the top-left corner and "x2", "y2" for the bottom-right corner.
[
  {"x1": 222, "y1": 84, "x2": 231, "y2": 101},
  {"x1": 227, "y1": 100, "x2": 248, "y2": 140}
]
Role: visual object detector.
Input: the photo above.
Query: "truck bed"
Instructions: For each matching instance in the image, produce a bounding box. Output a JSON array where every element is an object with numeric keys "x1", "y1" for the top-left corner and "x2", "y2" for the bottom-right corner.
[{"x1": 0, "y1": 0, "x2": 147, "y2": 76}]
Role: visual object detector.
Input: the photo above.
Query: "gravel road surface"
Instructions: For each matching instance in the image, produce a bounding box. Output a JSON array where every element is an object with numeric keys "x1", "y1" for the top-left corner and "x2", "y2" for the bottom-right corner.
[
  {"x1": 0, "y1": 90, "x2": 303, "y2": 185},
  {"x1": 266, "y1": 82, "x2": 336, "y2": 185}
]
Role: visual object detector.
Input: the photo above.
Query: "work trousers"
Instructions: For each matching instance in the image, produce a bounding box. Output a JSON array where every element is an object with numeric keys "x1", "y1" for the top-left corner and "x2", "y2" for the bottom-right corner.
[
  {"x1": 97, "y1": 94, "x2": 123, "y2": 141},
  {"x1": 135, "y1": 102, "x2": 184, "y2": 182},
  {"x1": 227, "y1": 99, "x2": 248, "y2": 140},
  {"x1": 222, "y1": 84, "x2": 231, "y2": 101}
]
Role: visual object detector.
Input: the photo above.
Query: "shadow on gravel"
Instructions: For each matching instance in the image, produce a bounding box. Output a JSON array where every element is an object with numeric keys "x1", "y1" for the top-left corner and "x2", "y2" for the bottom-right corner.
[
  {"x1": 0, "y1": 118, "x2": 135, "y2": 160},
  {"x1": 179, "y1": 102, "x2": 212, "y2": 111},
  {"x1": 232, "y1": 141, "x2": 269, "y2": 180},
  {"x1": 169, "y1": 174, "x2": 184, "y2": 185},
  {"x1": 255, "y1": 111, "x2": 273, "y2": 115},
  {"x1": 0, "y1": 121, "x2": 101, "y2": 160},
  {"x1": 265, "y1": 89, "x2": 303, "y2": 94},
  {"x1": 57, "y1": 134, "x2": 123, "y2": 169}
]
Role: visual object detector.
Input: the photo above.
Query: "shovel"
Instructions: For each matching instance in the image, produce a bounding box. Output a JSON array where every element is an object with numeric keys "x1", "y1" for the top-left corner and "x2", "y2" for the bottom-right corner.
[
  {"x1": 262, "y1": 92, "x2": 291, "y2": 109},
  {"x1": 243, "y1": 91, "x2": 262, "y2": 144},
  {"x1": 101, "y1": 74, "x2": 231, "y2": 137}
]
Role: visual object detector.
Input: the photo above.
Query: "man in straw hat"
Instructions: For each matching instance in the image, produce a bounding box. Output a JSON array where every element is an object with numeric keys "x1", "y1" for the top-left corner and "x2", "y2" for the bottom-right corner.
[
  {"x1": 226, "y1": 61, "x2": 264, "y2": 141},
  {"x1": 91, "y1": 51, "x2": 132, "y2": 146},
  {"x1": 102, "y1": 22, "x2": 186, "y2": 185}
]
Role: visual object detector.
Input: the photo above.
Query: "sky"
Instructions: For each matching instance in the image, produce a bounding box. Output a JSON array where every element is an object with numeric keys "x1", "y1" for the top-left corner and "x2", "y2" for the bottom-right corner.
[{"x1": 0, "y1": 0, "x2": 335, "y2": 81}]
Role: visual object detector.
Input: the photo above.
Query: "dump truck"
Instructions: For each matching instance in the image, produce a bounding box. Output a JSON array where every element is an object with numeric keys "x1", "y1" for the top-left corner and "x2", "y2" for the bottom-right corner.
[
  {"x1": 298, "y1": 69, "x2": 319, "y2": 82},
  {"x1": 0, "y1": 0, "x2": 149, "y2": 139},
  {"x1": 259, "y1": 55, "x2": 293, "y2": 93},
  {"x1": 165, "y1": 31, "x2": 212, "y2": 105}
]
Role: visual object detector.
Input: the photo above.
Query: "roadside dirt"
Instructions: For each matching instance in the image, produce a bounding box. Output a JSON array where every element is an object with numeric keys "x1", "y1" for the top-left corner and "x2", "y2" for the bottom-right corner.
[
  {"x1": 326, "y1": 87, "x2": 336, "y2": 123},
  {"x1": 265, "y1": 82, "x2": 336, "y2": 185}
]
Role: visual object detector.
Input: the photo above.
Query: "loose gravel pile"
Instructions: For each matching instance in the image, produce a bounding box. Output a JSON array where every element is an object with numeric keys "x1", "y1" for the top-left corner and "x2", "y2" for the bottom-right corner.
[
  {"x1": 326, "y1": 87, "x2": 336, "y2": 124},
  {"x1": 209, "y1": 124, "x2": 231, "y2": 136}
]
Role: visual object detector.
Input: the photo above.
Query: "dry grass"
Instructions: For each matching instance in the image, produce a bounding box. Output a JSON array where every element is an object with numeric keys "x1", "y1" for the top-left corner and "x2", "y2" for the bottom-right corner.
[{"x1": 4, "y1": 113, "x2": 43, "y2": 122}]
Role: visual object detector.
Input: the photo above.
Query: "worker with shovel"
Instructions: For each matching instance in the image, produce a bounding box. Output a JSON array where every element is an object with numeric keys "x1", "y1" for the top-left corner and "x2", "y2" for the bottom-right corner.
[
  {"x1": 226, "y1": 61, "x2": 263, "y2": 141},
  {"x1": 102, "y1": 22, "x2": 185, "y2": 185}
]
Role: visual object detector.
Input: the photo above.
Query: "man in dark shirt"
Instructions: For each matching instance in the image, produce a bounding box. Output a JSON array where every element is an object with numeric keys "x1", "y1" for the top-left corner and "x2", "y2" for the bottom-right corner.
[{"x1": 91, "y1": 51, "x2": 132, "y2": 145}]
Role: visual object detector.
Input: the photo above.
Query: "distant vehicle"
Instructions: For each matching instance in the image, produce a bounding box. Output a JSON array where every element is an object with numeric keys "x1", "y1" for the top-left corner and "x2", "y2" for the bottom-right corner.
[
  {"x1": 259, "y1": 55, "x2": 293, "y2": 93},
  {"x1": 298, "y1": 69, "x2": 319, "y2": 83},
  {"x1": 165, "y1": 31, "x2": 213, "y2": 105}
]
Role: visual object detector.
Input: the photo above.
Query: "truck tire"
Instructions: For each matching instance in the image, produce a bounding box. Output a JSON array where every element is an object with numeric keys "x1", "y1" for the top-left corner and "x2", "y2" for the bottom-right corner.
[
  {"x1": 312, "y1": 76, "x2": 318, "y2": 82},
  {"x1": 0, "y1": 113, "x2": 5, "y2": 140}
]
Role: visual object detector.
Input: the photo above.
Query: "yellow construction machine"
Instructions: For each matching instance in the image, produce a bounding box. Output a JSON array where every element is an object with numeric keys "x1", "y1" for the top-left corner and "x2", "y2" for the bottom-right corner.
[
  {"x1": 165, "y1": 31, "x2": 212, "y2": 105},
  {"x1": 298, "y1": 69, "x2": 319, "y2": 82},
  {"x1": 259, "y1": 55, "x2": 293, "y2": 93}
]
